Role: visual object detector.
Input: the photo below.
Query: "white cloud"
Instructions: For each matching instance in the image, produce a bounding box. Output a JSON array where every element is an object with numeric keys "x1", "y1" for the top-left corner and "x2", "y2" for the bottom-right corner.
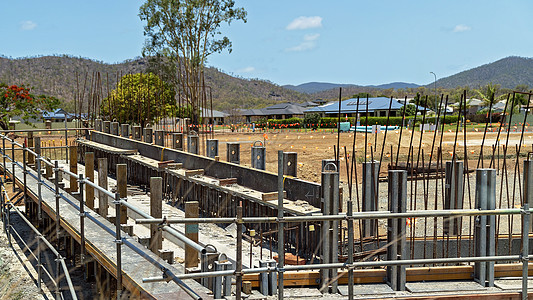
[
  {"x1": 20, "y1": 21, "x2": 37, "y2": 31},
  {"x1": 286, "y1": 33, "x2": 320, "y2": 52},
  {"x1": 237, "y1": 66, "x2": 255, "y2": 73},
  {"x1": 453, "y1": 24, "x2": 471, "y2": 33},
  {"x1": 304, "y1": 33, "x2": 320, "y2": 41},
  {"x1": 286, "y1": 16, "x2": 322, "y2": 30}
]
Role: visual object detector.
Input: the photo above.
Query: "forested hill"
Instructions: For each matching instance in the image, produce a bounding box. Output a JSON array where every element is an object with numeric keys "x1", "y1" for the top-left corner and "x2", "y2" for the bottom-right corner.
[
  {"x1": 0, "y1": 55, "x2": 311, "y2": 111},
  {"x1": 434, "y1": 56, "x2": 533, "y2": 89}
]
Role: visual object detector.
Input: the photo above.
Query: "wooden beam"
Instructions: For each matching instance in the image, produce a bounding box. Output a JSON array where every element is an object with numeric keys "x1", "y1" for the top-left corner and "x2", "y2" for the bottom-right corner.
[
  {"x1": 150, "y1": 177, "x2": 162, "y2": 253},
  {"x1": 219, "y1": 178, "x2": 237, "y2": 186},
  {"x1": 262, "y1": 191, "x2": 287, "y2": 201}
]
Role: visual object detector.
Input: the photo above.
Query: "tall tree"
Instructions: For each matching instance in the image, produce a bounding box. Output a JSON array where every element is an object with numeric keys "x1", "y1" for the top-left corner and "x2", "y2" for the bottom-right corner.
[{"x1": 139, "y1": 0, "x2": 247, "y2": 126}]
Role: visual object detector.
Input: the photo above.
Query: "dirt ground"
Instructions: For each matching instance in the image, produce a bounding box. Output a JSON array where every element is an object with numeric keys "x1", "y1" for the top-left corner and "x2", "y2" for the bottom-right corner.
[{"x1": 210, "y1": 129, "x2": 533, "y2": 183}]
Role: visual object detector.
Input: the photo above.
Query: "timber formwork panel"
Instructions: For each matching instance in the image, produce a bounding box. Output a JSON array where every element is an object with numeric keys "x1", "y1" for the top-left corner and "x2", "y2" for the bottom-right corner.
[{"x1": 78, "y1": 137, "x2": 322, "y2": 262}]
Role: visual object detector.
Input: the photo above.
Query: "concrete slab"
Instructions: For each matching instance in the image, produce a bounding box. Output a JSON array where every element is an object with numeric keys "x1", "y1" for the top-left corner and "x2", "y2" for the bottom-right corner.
[
  {"x1": 283, "y1": 288, "x2": 323, "y2": 298},
  {"x1": 494, "y1": 279, "x2": 533, "y2": 290},
  {"x1": 338, "y1": 283, "x2": 394, "y2": 296},
  {"x1": 406, "y1": 280, "x2": 485, "y2": 293}
]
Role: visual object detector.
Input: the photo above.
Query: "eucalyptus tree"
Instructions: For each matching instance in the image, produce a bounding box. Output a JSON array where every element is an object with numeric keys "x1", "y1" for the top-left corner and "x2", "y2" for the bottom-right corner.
[{"x1": 139, "y1": 0, "x2": 247, "y2": 126}]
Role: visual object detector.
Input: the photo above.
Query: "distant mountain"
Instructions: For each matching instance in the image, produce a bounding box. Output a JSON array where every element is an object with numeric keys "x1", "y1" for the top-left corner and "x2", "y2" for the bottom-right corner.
[
  {"x1": 367, "y1": 82, "x2": 420, "y2": 89},
  {"x1": 283, "y1": 82, "x2": 359, "y2": 94},
  {"x1": 433, "y1": 56, "x2": 533, "y2": 89},
  {"x1": 0, "y1": 55, "x2": 311, "y2": 112},
  {"x1": 285, "y1": 81, "x2": 419, "y2": 94}
]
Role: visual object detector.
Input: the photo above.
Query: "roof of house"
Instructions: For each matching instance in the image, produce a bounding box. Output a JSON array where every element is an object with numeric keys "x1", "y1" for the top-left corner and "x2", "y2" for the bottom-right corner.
[
  {"x1": 297, "y1": 101, "x2": 320, "y2": 108},
  {"x1": 42, "y1": 108, "x2": 71, "y2": 119},
  {"x1": 304, "y1": 97, "x2": 407, "y2": 114},
  {"x1": 241, "y1": 102, "x2": 307, "y2": 116},
  {"x1": 467, "y1": 98, "x2": 484, "y2": 106},
  {"x1": 201, "y1": 108, "x2": 228, "y2": 118}
]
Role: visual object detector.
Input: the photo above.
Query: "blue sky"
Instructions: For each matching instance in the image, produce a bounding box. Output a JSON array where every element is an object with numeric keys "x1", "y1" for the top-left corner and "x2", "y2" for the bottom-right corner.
[{"x1": 1, "y1": 1, "x2": 532, "y2": 86}]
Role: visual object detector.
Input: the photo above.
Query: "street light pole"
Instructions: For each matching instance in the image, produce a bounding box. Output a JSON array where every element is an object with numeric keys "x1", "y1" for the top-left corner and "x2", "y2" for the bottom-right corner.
[{"x1": 430, "y1": 72, "x2": 437, "y2": 127}]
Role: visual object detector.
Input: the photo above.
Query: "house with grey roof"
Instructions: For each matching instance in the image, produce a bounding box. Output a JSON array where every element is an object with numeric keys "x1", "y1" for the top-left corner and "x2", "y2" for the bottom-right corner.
[
  {"x1": 304, "y1": 97, "x2": 411, "y2": 117},
  {"x1": 241, "y1": 102, "x2": 310, "y2": 123},
  {"x1": 201, "y1": 108, "x2": 229, "y2": 124}
]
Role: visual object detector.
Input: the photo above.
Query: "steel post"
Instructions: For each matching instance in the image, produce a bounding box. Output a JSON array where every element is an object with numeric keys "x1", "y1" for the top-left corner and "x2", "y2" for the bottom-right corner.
[
  {"x1": 522, "y1": 203, "x2": 530, "y2": 300},
  {"x1": 187, "y1": 134, "x2": 199, "y2": 154},
  {"x1": 222, "y1": 260, "x2": 232, "y2": 296},
  {"x1": 22, "y1": 146, "x2": 28, "y2": 219},
  {"x1": 206, "y1": 139, "x2": 219, "y2": 158},
  {"x1": 54, "y1": 161, "x2": 60, "y2": 250},
  {"x1": 110, "y1": 122, "x2": 119, "y2": 135},
  {"x1": 11, "y1": 142, "x2": 14, "y2": 192},
  {"x1": 34, "y1": 137, "x2": 42, "y2": 221},
  {"x1": 236, "y1": 206, "x2": 243, "y2": 300},
  {"x1": 78, "y1": 173, "x2": 86, "y2": 271},
  {"x1": 277, "y1": 150, "x2": 284, "y2": 299},
  {"x1": 214, "y1": 261, "x2": 223, "y2": 298},
  {"x1": 524, "y1": 160, "x2": 533, "y2": 231},
  {"x1": 27, "y1": 132, "x2": 34, "y2": 165},
  {"x1": 444, "y1": 161, "x2": 464, "y2": 235},
  {"x1": 282, "y1": 152, "x2": 297, "y2": 177},
  {"x1": 321, "y1": 165, "x2": 339, "y2": 293},
  {"x1": 474, "y1": 168, "x2": 496, "y2": 287},
  {"x1": 37, "y1": 234, "x2": 42, "y2": 293},
  {"x1": 120, "y1": 124, "x2": 129, "y2": 138},
  {"x1": 226, "y1": 142, "x2": 240, "y2": 164},
  {"x1": 362, "y1": 161, "x2": 380, "y2": 238},
  {"x1": 155, "y1": 130, "x2": 164, "y2": 146},
  {"x1": 143, "y1": 127, "x2": 153, "y2": 144},
  {"x1": 387, "y1": 169, "x2": 407, "y2": 291},
  {"x1": 114, "y1": 193, "x2": 123, "y2": 300},
  {"x1": 103, "y1": 121, "x2": 111, "y2": 134},
  {"x1": 133, "y1": 126, "x2": 142, "y2": 141},
  {"x1": 522, "y1": 160, "x2": 532, "y2": 300},
  {"x1": 172, "y1": 133, "x2": 184, "y2": 150},
  {"x1": 95, "y1": 119, "x2": 103, "y2": 131},
  {"x1": 2, "y1": 137, "x2": 5, "y2": 179},
  {"x1": 251, "y1": 142, "x2": 266, "y2": 170},
  {"x1": 347, "y1": 200, "x2": 354, "y2": 300}
]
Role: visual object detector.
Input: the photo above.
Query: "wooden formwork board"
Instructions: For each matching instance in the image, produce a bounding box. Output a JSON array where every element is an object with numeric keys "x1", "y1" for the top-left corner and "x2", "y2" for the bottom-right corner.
[{"x1": 242, "y1": 264, "x2": 533, "y2": 288}]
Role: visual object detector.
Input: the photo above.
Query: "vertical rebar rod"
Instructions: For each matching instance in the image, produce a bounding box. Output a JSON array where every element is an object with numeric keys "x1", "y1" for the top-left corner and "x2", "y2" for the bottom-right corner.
[
  {"x1": 336, "y1": 88, "x2": 342, "y2": 164},
  {"x1": 277, "y1": 150, "x2": 285, "y2": 299}
]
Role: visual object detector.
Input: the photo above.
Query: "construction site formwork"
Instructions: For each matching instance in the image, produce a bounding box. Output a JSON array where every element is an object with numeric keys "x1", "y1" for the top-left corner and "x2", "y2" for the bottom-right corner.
[{"x1": 4, "y1": 90, "x2": 533, "y2": 299}]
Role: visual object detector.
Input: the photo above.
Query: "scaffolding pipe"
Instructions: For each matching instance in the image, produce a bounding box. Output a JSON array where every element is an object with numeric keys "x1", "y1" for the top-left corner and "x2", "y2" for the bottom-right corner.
[
  {"x1": 135, "y1": 207, "x2": 533, "y2": 224},
  {"x1": 119, "y1": 199, "x2": 208, "y2": 254}
]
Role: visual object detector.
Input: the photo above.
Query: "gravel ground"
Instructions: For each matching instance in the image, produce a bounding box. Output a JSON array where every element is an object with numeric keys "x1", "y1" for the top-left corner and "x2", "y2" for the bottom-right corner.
[{"x1": 0, "y1": 214, "x2": 48, "y2": 300}]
